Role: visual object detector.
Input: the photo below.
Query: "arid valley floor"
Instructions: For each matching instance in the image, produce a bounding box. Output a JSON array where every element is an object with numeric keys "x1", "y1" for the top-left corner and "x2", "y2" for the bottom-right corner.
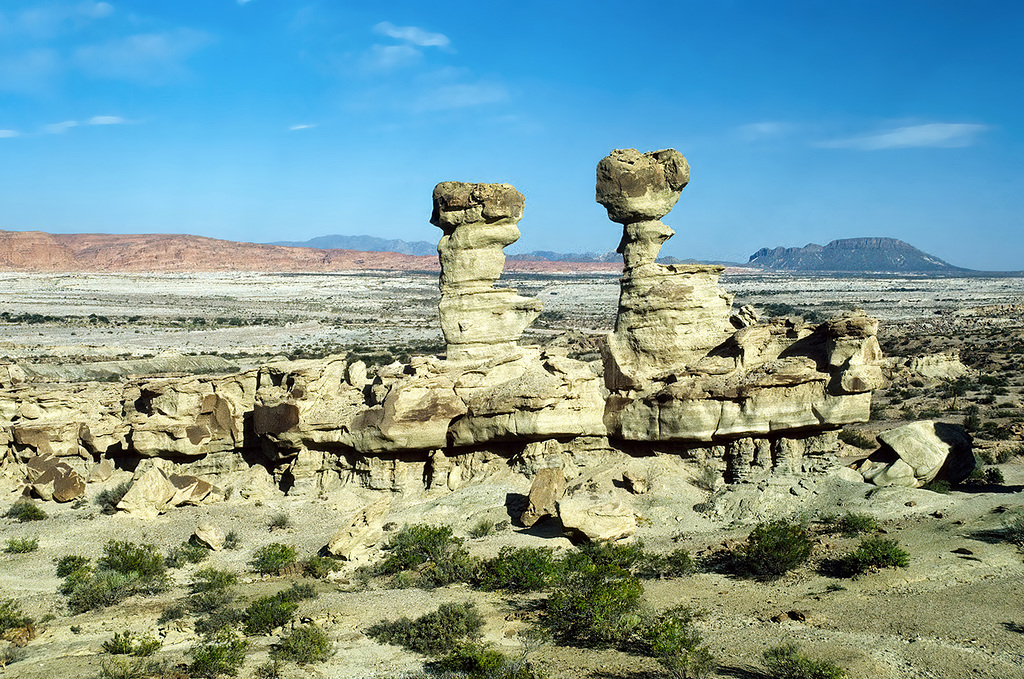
[{"x1": 2, "y1": 270, "x2": 1024, "y2": 679}]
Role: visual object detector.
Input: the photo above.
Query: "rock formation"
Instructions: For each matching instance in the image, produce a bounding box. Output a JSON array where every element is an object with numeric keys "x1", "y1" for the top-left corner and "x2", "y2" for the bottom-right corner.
[
  {"x1": 431, "y1": 182, "x2": 542, "y2": 361},
  {"x1": 0, "y1": 150, "x2": 895, "y2": 529},
  {"x1": 597, "y1": 148, "x2": 885, "y2": 466}
]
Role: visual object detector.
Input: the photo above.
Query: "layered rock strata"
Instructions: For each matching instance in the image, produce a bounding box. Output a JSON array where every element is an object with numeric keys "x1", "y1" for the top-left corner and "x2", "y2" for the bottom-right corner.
[
  {"x1": 431, "y1": 181, "x2": 542, "y2": 361},
  {"x1": 597, "y1": 148, "x2": 884, "y2": 445}
]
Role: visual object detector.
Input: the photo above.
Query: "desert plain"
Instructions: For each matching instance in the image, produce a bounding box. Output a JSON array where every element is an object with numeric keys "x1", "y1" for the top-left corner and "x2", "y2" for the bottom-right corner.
[{"x1": 2, "y1": 269, "x2": 1024, "y2": 679}]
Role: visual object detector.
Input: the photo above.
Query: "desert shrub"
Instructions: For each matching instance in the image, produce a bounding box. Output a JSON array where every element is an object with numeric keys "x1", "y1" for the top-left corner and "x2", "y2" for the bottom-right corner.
[
  {"x1": 838, "y1": 429, "x2": 876, "y2": 449},
  {"x1": 823, "y1": 513, "x2": 878, "y2": 537},
  {"x1": 240, "y1": 585, "x2": 314, "y2": 636},
  {"x1": 543, "y1": 563, "x2": 643, "y2": 647},
  {"x1": 272, "y1": 624, "x2": 332, "y2": 664},
  {"x1": 194, "y1": 607, "x2": 244, "y2": 637},
  {"x1": 99, "y1": 541, "x2": 167, "y2": 581},
  {"x1": 366, "y1": 602, "x2": 484, "y2": 656},
  {"x1": 189, "y1": 628, "x2": 248, "y2": 678},
  {"x1": 432, "y1": 642, "x2": 547, "y2": 678},
  {"x1": 5, "y1": 501, "x2": 47, "y2": 522},
  {"x1": 96, "y1": 482, "x2": 132, "y2": 514},
  {"x1": 54, "y1": 554, "x2": 91, "y2": 578},
  {"x1": 253, "y1": 660, "x2": 284, "y2": 679},
  {"x1": 63, "y1": 541, "x2": 169, "y2": 613},
  {"x1": 102, "y1": 631, "x2": 162, "y2": 657},
  {"x1": 223, "y1": 530, "x2": 241, "y2": 550},
  {"x1": 762, "y1": 643, "x2": 846, "y2": 679},
  {"x1": 562, "y1": 540, "x2": 650, "y2": 574},
  {"x1": 97, "y1": 657, "x2": 147, "y2": 679},
  {"x1": 0, "y1": 598, "x2": 33, "y2": 634},
  {"x1": 0, "y1": 646, "x2": 26, "y2": 668},
  {"x1": 836, "y1": 536, "x2": 910, "y2": 576},
  {"x1": 190, "y1": 568, "x2": 238, "y2": 593},
  {"x1": 636, "y1": 606, "x2": 715, "y2": 679},
  {"x1": 375, "y1": 524, "x2": 476, "y2": 587},
  {"x1": 737, "y1": 520, "x2": 813, "y2": 579},
  {"x1": 637, "y1": 548, "x2": 695, "y2": 579},
  {"x1": 984, "y1": 467, "x2": 1005, "y2": 485},
  {"x1": 5, "y1": 537, "x2": 39, "y2": 553},
  {"x1": 963, "y1": 405, "x2": 981, "y2": 432},
  {"x1": 267, "y1": 513, "x2": 291, "y2": 531},
  {"x1": 165, "y1": 541, "x2": 209, "y2": 568},
  {"x1": 157, "y1": 604, "x2": 186, "y2": 625},
  {"x1": 250, "y1": 543, "x2": 297, "y2": 574},
  {"x1": 478, "y1": 546, "x2": 558, "y2": 593},
  {"x1": 922, "y1": 479, "x2": 951, "y2": 494},
  {"x1": 469, "y1": 519, "x2": 495, "y2": 538},
  {"x1": 303, "y1": 555, "x2": 341, "y2": 579}
]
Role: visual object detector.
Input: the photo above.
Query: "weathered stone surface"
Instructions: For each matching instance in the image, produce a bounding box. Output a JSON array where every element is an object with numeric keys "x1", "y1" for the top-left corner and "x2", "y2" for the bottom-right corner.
[
  {"x1": 432, "y1": 181, "x2": 542, "y2": 360},
  {"x1": 558, "y1": 497, "x2": 637, "y2": 541},
  {"x1": 89, "y1": 458, "x2": 114, "y2": 482},
  {"x1": 520, "y1": 466, "x2": 566, "y2": 527},
  {"x1": 25, "y1": 454, "x2": 86, "y2": 501},
  {"x1": 194, "y1": 523, "x2": 225, "y2": 551},
  {"x1": 327, "y1": 498, "x2": 390, "y2": 560},
  {"x1": 859, "y1": 421, "x2": 974, "y2": 487},
  {"x1": 596, "y1": 148, "x2": 689, "y2": 224},
  {"x1": 117, "y1": 466, "x2": 221, "y2": 518}
]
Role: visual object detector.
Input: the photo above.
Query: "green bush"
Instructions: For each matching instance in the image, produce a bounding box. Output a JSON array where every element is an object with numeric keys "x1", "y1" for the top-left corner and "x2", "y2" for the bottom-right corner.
[
  {"x1": 190, "y1": 568, "x2": 238, "y2": 593},
  {"x1": 272, "y1": 624, "x2": 332, "y2": 664},
  {"x1": 478, "y1": 546, "x2": 558, "y2": 592},
  {"x1": 922, "y1": 479, "x2": 952, "y2": 494},
  {"x1": 223, "y1": 530, "x2": 241, "y2": 550},
  {"x1": 738, "y1": 520, "x2": 813, "y2": 580},
  {"x1": 267, "y1": 513, "x2": 291, "y2": 531},
  {"x1": 303, "y1": 555, "x2": 341, "y2": 579},
  {"x1": 1004, "y1": 513, "x2": 1024, "y2": 548},
  {"x1": 194, "y1": 607, "x2": 244, "y2": 638},
  {"x1": 54, "y1": 554, "x2": 91, "y2": 578},
  {"x1": 241, "y1": 585, "x2": 314, "y2": 636},
  {"x1": 0, "y1": 598, "x2": 33, "y2": 634},
  {"x1": 468, "y1": 520, "x2": 495, "y2": 538},
  {"x1": 62, "y1": 541, "x2": 169, "y2": 613},
  {"x1": 102, "y1": 631, "x2": 162, "y2": 657},
  {"x1": 433, "y1": 642, "x2": 548, "y2": 678},
  {"x1": 838, "y1": 429, "x2": 876, "y2": 449},
  {"x1": 823, "y1": 513, "x2": 878, "y2": 537},
  {"x1": 366, "y1": 601, "x2": 484, "y2": 656},
  {"x1": 165, "y1": 541, "x2": 210, "y2": 568},
  {"x1": 561, "y1": 540, "x2": 649, "y2": 573},
  {"x1": 837, "y1": 536, "x2": 910, "y2": 576},
  {"x1": 250, "y1": 543, "x2": 297, "y2": 574},
  {"x1": 375, "y1": 524, "x2": 476, "y2": 587},
  {"x1": 5, "y1": 537, "x2": 38, "y2": 553},
  {"x1": 762, "y1": 643, "x2": 846, "y2": 679},
  {"x1": 638, "y1": 548, "x2": 695, "y2": 579},
  {"x1": 5, "y1": 501, "x2": 47, "y2": 522},
  {"x1": 637, "y1": 606, "x2": 715, "y2": 679},
  {"x1": 189, "y1": 628, "x2": 248, "y2": 678},
  {"x1": 96, "y1": 482, "x2": 131, "y2": 514},
  {"x1": 543, "y1": 563, "x2": 643, "y2": 647}
]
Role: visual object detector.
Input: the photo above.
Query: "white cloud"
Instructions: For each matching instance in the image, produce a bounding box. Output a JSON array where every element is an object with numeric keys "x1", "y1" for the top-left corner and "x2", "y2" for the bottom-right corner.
[
  {"x1": 737, "y1": 121, "x2": 794, "y2": 140},
  {"x1": 288, "y1": 123, "x2": 316, "y2": 131},
  {"x1": 45, "y1": 120, "x2": 79, "y2": 134},
  {"x1": 365, "y1": 43, "x2": 422, "y2": 70},
  {"x1": 0, "y1": 2, "x2": 112, "y2": 38},
  {"x1": 0, "y1": 49, "x2": 61, "y2": 93},
  {"x1": 74, "y1": 28, "x2": 212, "y2": 83},
  {"x1": 413, "y1": 81, "x2": 508, "y2": 112},
  {"x1": 373, "y1": 21, "x2": 449, "y2": 48},
  {"x1": 0, "y1": 130, "x2": 19, "y2": 138},
  {"x1": 818, "y1": 123, "x2": 989, "y2": 150},
  {"x1": 87, "y1": 115, "x2": 126, "y2": 125}
]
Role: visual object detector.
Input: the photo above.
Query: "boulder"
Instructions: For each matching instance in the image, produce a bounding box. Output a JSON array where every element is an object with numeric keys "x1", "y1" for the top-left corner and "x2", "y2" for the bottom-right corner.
[
  {"x1": 25, "y1": 454, "x2": 86, "y2": 502},
  {"x1": 194, "y1": 523, "x2": 225, "y2": 551},
  {"x1": 117, "y1": 467, "x2": 222, "y2": 518},
  {"x1": 557, "y1": 497, "x2": 637, "y2": 541},
  {"x1": 327, "y1": 498, "x2": 390, "y2": 560},
  {"x1": 520, "y1": 467, "x2": 566, "y2": 527},
  {"x1": 859, "y1": 420, "x2": 974, "y2": 487}
]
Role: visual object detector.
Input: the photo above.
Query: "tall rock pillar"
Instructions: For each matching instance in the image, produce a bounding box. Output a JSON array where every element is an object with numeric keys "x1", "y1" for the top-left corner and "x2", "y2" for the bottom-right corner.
[
  {"x1": 597, "y1": 148, "x2": 735, "y2": 389},
  {"x1": 431, "y1": 181, "x2": 542, "y2": 361}
]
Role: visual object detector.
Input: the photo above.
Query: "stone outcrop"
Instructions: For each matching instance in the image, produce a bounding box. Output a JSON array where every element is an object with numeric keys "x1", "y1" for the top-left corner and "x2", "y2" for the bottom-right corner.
[
  {"x1": 598, "y1": 149, "x2": 883, "y2": 448},
  {"x1": 431, "y1": 182, "x2": 542, "y2": 361},
  {"x1": 558, "y1": 496, "x2": 637, "y2": 541},
  {"x1": 116, "y1": 465, "x2": 223, "y2": 519},
  {"x1": 857, "y1": 421, "x2": 974, "y2": 487},
  {"x1": 520, "y1": 467, "x2": 566, "y2": 527},
  {"x1": 25, "y1": 454, "x2": 86, "y2": 502}
]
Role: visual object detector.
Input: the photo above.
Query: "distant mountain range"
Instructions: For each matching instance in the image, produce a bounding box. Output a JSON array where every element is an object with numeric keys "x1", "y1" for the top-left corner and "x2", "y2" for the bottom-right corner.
[
  {"x1": 268, "y1": 234, "x2": 438, "y2": 256},
  {"x1": 747, "y1": 237, "x2": 971, "y2": 273}
]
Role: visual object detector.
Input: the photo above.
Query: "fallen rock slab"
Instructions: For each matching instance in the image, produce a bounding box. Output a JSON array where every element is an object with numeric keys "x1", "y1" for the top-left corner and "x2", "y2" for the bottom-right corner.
[
  {"x1": 558, "y1": 497, "x2": 637, "y2": 541},
  {"x1": 859, "y1": 420, "x2": 974, "y2": 487}
]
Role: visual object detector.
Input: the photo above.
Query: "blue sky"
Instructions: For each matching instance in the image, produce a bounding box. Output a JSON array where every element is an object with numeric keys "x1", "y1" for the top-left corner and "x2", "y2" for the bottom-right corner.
[{"x1": 0, "y1": 1, "x2": 1021, "y2": 270}]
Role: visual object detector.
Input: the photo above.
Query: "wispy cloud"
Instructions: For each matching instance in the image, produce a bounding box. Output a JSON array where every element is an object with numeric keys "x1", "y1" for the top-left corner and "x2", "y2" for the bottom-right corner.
[
  {"x1": 87, "y1": 115, "x2": 127, "y2": 125},
  {"x1": 737, "y1": 121, "x2": 795, "y2": 141},
  {"x1": 0, "y1": 2, "x2": 113, "y2": 38},
  {"x1": 238, "y1": 0, "x2": 254, "y2": 4},
  {"x1": 45, "y1": 120, "x2": 79, "y2": 134},
  {"x1": 288, "y1": 123, "x2": 316, "y2": 131},
  {"x1": 373, "y1": 22, "x2": 449, "y2": 48},
  {"x1": 365, "y1": 43, "x2": 422, "y2": 70},
  {"x1": 818, "y1": 123, "x2": 989, "y2": 150},
  {"x1": 74, "y1": 28, "x2": 213, "y2": 83},
  {"x1": 0, "y1": 130, "x2": 19, "y2": 138},
  {"x1": 413, "y1": 81, "x2": 508, "y2": 112}
]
